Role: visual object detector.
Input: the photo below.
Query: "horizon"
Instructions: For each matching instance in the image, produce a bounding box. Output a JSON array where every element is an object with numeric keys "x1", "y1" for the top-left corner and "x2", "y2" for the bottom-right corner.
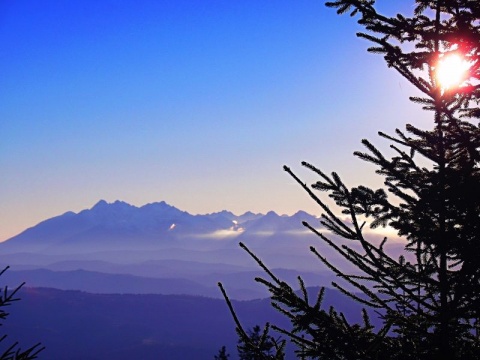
[{"x1": 1, "y1": 1, "x2": 430, "y2": 241}]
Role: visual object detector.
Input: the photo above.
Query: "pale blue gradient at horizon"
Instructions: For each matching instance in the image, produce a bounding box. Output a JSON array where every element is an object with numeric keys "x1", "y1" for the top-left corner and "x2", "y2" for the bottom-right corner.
[{"x1": 0, "y1": 0, "x2": 430, "y2": 241}]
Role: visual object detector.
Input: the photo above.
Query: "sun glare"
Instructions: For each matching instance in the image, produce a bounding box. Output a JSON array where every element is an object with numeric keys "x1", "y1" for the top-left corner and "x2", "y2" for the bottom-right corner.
[{"x1": 436, "y1": 54, "x2": 471, "y2": 90}]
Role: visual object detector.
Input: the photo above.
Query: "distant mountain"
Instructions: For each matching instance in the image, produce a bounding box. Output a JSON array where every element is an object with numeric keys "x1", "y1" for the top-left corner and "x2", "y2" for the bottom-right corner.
[
  {"x1": 0, "y1": 200, "x2": 374, "y2": 300},
  {"x1": 0, "y1": 264, "x2": 338, "y2": 300},
  {"x1": 7, "y1": 286, "x2": 374, "y2": 360},
  {"x1": 1, "y1": 268, "x2": 220, "y2": 297},
  {"x1": 0, "y1": 202, "x2": 393, "y2": 360},
  {"x1": 0, "y1": 200, "x2": 320, "y2": 254}
]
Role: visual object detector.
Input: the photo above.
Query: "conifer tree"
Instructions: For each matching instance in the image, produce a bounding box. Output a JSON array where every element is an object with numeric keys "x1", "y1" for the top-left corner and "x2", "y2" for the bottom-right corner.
[
  {"x1": 0, "y1": 267, "x2": 44, "y2": 360},
  {"x1": 220, "y1": 1, "x2": 480, "y2": 359},
  {"x1": 237, "y1": 325, "x2": 278, "y2": 360},
  {"x1": 214, "y1": 345, "x2": 230, "y2": 360}
]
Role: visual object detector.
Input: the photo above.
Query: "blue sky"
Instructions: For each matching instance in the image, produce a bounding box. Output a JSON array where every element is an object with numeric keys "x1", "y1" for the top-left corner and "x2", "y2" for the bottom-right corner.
[{"x1": 0, "y1": 0, "x2": 430, "y2": 241}]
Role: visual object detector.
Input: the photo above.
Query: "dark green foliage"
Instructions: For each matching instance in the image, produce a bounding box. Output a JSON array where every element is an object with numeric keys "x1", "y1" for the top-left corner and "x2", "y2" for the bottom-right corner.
[
  {"x1": 214, "y1": 346, "x2": 230, "y2": 360},
  {"x1": 220, "y1": 1, "x2": 480, "y2": 359},
  {"x1": 0, "y1": 267, "x2": 44, "y2": 360}
]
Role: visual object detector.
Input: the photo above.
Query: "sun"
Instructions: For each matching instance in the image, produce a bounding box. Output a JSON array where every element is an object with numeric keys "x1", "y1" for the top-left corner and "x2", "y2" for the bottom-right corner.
[{"x1": 435, "y1": 54, "x2": 471, "y2": 90}]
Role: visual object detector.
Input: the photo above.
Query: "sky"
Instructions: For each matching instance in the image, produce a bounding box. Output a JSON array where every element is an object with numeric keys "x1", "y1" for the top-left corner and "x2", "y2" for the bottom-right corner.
[{"x1": 0, "y1": 0, "x2": 432, "y2": 241}]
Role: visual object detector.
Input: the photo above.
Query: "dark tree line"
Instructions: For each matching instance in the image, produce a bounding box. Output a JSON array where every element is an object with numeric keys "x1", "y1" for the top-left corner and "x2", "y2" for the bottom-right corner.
[{"x1": 219, "y1": 1, "x2": 480, "y2": 359}]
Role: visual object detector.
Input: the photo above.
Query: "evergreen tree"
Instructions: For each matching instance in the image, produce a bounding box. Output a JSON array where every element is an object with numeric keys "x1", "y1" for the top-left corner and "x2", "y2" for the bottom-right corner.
[
  {"x1": 220, "y1": 1, "x2": 480, "y2": 359},
  {"x1": 0, "y1": 267, "x2": 44, "y2": 360},
  {"x1": 214, "y1": 345, "x2": 230, "y2": 360},
  {"x1": 237, "y1": 325, "x2": 278, "y2": 360},
  {"x1": 217, "y1": 287, "x2": 286, "y2": 359}
]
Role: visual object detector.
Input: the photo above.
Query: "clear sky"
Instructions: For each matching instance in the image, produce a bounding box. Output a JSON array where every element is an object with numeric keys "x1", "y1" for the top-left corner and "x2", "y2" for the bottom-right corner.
[{"x1": 0, "y1": 0, "x2": 431, "y2": 241}]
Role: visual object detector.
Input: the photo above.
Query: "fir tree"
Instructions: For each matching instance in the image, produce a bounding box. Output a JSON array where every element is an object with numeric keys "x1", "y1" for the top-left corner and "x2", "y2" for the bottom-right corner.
[
  {"x1": 237, "y1": 325, "x2": 278, "y2": 360},
  {"x1": 217, "y1": 286, "x2": 286, "y2": 359},
  {"x1": 214, "y1": 345, "x2": 230, "y2": 360},
  {"x1": 220, "y1": 1, "x2": 480, "y2": 359},
  {"x1": 0, "y1": 267, "x2": 44, "y2": 360}
]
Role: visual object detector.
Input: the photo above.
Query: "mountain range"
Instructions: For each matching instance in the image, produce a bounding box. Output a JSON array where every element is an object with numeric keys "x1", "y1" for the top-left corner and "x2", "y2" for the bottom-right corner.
[
  {"x1": 0, "y1": 200, "x2": 342, "y2": 300},
  {"x1": 1, "y1": 200, "x2": 320, "y2": 253},
  {"x1": 0, "y1": 200, "x2": 402, "y2": 299},
  {"x1": 0, "y1": 200, "x2": 390, "y2": 359}
]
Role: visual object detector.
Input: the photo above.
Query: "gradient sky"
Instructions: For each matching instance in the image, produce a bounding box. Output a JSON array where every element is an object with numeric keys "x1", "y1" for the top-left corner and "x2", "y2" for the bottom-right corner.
[{"x1": 0, "y1": 0, "x2": 432, "y2": 241}]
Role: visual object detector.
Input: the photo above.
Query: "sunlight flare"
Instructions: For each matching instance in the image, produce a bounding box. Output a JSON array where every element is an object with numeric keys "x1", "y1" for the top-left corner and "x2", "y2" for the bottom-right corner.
[{"x1": 435, "y1": 54, "x2": 471, "y2": 90}]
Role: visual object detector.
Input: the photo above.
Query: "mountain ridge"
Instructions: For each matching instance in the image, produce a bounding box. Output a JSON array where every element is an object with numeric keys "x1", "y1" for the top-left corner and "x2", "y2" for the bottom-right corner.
[
  {"x1": 0, "y1": 200, "x2": 320, "y2": 254},
  {"x1": 7, "y1": 286, "x2": 373, "y2": 360}
]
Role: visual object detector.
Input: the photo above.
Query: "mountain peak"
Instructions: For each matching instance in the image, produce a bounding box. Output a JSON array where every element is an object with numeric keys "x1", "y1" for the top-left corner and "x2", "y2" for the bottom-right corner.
[
  {"x1": 143, "y1": 200, "x2": 166, "y2": 206},
  {"x1": 141, "y1": 201, "x2": 180, "y2": 212},
  {"x1": 112, "y1": 200, "x2": 128, "y2": 207},
  {"x1": 92, "y1": 200, "x2": 108, "y2": 209},
  {"x1": 265, "y1": 210, "x2": 279, "y2": 217},
  {"x1": 91, "y1": 200, "x2": 135, "y2": 210}
]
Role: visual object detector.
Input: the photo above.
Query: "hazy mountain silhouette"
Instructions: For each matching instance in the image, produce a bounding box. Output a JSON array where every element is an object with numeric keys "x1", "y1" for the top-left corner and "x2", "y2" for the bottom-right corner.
[
  {"x1": 0, "y1": 200, "x2": 319, "y2": 254},
  {"x1": 0, "y1": 199, "x2": 406, "y2": 303},
  {"x1": 0, "y1": 201, "x2": 393, "y2": 359},
  {"x1": 0, "y1": 265, "x2": 340, "y2": 300}
]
